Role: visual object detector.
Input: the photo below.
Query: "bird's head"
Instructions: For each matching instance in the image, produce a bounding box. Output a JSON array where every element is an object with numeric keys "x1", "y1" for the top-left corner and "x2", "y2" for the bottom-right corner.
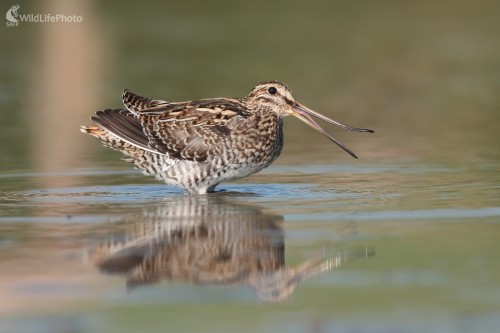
[{"x1": 246, "y1": 81, "x2": 374, "y2": 158}]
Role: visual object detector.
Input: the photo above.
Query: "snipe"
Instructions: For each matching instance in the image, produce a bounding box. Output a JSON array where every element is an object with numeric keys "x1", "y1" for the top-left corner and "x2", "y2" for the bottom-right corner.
[{"x1": 81, "y1": 81, "x2": 373, "y2": 194}]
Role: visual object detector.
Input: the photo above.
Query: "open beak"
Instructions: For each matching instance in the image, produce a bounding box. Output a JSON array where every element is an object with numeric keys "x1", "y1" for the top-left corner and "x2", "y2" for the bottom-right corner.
[{"x1": 292, "y1": 102, "x2": 374, "y2": 159}]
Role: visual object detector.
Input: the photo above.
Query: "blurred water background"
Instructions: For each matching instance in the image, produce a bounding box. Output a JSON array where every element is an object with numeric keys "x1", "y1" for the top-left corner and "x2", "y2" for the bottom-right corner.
[{"x1": 1, "y1": 0, "x2": 499, "y2": 332}]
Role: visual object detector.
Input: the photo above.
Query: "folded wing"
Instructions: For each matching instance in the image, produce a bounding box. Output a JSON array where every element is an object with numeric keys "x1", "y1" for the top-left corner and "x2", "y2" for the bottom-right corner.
[{"x1": 91, "y1": 96, "x2": 251, "y2": 162}]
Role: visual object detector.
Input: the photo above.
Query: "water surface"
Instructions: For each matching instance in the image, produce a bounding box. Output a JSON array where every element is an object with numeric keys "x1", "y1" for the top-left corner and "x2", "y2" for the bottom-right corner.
[{"x1": 1, "y1": 162, "x2": 499, "y2": 333}]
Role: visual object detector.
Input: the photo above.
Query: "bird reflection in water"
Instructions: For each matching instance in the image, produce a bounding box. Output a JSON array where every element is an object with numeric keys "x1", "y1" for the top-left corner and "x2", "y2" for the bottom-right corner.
[{"x1": 90, "y1": 195, "x2": 373, "y2": 302}]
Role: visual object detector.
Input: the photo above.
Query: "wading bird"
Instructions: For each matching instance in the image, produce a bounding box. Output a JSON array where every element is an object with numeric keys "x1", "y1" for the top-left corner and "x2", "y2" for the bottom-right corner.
[{"x1": 81, "y1": 81, "x2": 373, "y2": 194}]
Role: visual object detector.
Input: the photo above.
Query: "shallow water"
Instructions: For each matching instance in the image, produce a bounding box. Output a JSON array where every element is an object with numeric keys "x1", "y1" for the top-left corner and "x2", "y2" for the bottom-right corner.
[
  {"x1": 1, "y1": 0, "x2": 500, "y2": 332},
  {"x1": 1, "y1": 162, "x2": 499, "y2": 332}
]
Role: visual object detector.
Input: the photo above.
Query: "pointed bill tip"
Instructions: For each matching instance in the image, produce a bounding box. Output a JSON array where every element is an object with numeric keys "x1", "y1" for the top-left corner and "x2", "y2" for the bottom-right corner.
[{"x1": 291, "y1": 103, "x2": 368, "y2": 159}]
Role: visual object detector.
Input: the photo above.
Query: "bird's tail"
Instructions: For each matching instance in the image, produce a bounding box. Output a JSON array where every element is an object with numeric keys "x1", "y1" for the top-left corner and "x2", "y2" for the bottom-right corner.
[{"x1": 80, "y1": 125, "x2": 106, "y2": 138}]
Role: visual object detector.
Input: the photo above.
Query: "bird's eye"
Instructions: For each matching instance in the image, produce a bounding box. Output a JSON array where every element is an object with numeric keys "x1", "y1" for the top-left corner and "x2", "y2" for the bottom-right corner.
[{"x1": 268, "y1": 87, "x2": 277, "y2": 95}]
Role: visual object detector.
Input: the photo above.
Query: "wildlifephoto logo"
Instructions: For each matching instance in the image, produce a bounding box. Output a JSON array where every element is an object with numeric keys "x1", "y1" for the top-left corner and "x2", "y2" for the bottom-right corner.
[
  {"x1": 5, "y1": 4, "x2": 19, "y2": 27},
  {"x1": 5, "y1": 4, "x2": 83, "y2": 27}
]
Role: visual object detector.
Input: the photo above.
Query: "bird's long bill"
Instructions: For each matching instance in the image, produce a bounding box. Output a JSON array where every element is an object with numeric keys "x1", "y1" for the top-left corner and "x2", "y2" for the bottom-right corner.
[{"x1": 292, "y1": 103, "x2": 374, "y2": 159}]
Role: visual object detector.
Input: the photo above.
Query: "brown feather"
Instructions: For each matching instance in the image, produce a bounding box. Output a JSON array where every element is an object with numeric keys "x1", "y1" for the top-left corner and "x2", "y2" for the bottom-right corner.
[
  {"x1": 91, "y1": 109, "x2": 155, "y2": 153},
  {"x1": 122, "y1": 89, "x2": 169, "y2": 113}
]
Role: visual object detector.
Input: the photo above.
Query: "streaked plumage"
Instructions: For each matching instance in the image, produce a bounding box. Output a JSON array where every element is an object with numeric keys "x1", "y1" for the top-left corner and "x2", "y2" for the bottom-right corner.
[
  {"x1": 81, "y1": 81, "x2": 373, "y2": 194},
  {"x1": 90, "y1": 196, "x2": 367, "y2": 302}
]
